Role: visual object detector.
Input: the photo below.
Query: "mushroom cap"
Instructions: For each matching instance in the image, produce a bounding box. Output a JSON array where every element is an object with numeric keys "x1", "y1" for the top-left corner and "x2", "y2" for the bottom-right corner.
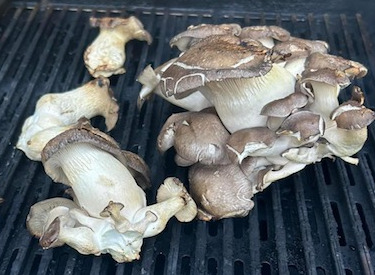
[
  {"x1": 305, "y1": 52, "x2": 368, "y2": 79},
  {"x1": 272, "y1": 37, "x2": 329, "y2": 61},
  {"x1": 260, "y1": 92, "x2": 309, "y2": 117},
  {"x1": 157, "y1": 110, "x2": 230, "y2": 166},
  {"x1": 26, "y1": 197, "x2": 78, "y2": 238},
  {"x1": 301, "y1": 68, "x2": 351, "y2": 88},
  {"x1": 277, "y1": 111, "x2": 325, "y2": 141},
  {"x1": 226, "y1": 127, "x2": 278, "y2": 163},
  {"x1": 41, "y1": 119, "x2": 151, "y2": 189},
  {"x1": 169, "y1": 23, "x2": 242, "y2": 51},
  {"x1": 188, "y1": 163, "x2": 254, "y2": 220},
  {"x1": 159, "y1": 35, "x2": 272, "y2": 97},
  {"x1": 156, "y1": 177, "x2": 197, "y2": 222},
  {"x1": 331, "y1": 104, "x2": 375, "y2": 130},
  {"x1": 240, "y1": 25, "x2": 290, "y2": 41}
]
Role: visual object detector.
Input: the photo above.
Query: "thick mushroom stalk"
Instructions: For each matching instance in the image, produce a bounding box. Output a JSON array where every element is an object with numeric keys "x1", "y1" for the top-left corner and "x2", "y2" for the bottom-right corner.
[
  {"x1": 17, "y1": 78, "x2": 119, "y2": 161},
  {"x1": 29, "y1": 121, "x2": 197, "y2": 262},
  {"x1": 84, "y1": 16, "x2": 152, "y2": 78},
  {"x1": 159, "y1": 36, "x2": 296, "y2": 133}
]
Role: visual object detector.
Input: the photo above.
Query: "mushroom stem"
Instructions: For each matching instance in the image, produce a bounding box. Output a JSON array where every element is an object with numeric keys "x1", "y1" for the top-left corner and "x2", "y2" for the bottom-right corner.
[{"x1": 202, "y1": 64, "x2": 295, "y2": 132}]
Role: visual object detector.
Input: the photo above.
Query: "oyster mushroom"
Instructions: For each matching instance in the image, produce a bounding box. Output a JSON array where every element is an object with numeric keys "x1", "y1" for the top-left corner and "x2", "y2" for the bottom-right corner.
[
  {"x1": 157, "y1": 110, "x2": 230, "y2": 166},
  {"x1": 17, "y1": 77, "x2": 119, "y2": 161},
  {"x1": 84, "y1": 16, "x2": 152, "y2": 78},
  {"x1": 189, "y1": 163, "x2": 254, "y2": 221},
  {"x1": 169, "y1": 23, "x2": 242, "y2": 51},
  {"x1": 137, "y1": 59, "x2": 212, "y2": 111},
  {"x1": 240, "y1": 25, "x2": 290, "y2": 48},
  {"x1": 29, "y1": 121, "x2": 197, "y2": 262},
  {"x1": 159, "y1": 35, "x2": 296, "y2": 133}
]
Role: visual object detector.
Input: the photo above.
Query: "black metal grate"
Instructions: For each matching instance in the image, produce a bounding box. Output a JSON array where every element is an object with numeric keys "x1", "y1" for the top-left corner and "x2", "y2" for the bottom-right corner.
[{"x1": 0, "y1": 2, "x2": 375, "y2": 274}]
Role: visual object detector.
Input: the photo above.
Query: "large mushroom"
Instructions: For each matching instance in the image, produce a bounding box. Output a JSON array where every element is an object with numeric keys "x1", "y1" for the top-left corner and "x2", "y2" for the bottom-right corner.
[
  {"x1": 158, "y1": 35, "x2": 296, "y2": 133},
  {"x1": 17, "y1": 77, "x2": 118, "y2": 161},
  {"x1": 27, "y1": 120, "x2": 197, "y2": 262},
  {"x1": 84, "y1": 16, "x2": 152, "y2": 78}
]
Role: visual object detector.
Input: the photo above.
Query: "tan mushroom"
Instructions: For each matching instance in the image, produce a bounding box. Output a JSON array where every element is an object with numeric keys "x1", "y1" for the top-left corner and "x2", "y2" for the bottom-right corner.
[
  {"x1": 84, "y1": 16, "x2": 152, "y2": 78},
  {"x1": 240, "y1": 25, "x2": 290, "y2": 48}
]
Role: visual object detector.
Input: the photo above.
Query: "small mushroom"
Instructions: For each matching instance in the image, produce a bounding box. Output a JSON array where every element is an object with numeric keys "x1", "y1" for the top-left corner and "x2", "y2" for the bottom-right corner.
[
  {"x1": 17, "y1": 77, "x2": 119, "y2": 161},
  {"x1": 158, "y1": 35, "x2": 296, "y2": 132},
  {"x1": 169, "y1": 23, "x2": 242, "y2": 51},
  {"x1": 188, "y1": 163, "x2": 254, "y2": 221},
  {"x1": 84, "y1": 16, "x2": 152, "y2": 78},
  {"x1": 137, "y1": 60, "x2": 212, "y2": 111},
  {"x1": 157, "y1": 110, "x2": 230, "y2": 166},
  {"x1": 240, "y1": 25, "x2": 290, "y2": 48}
]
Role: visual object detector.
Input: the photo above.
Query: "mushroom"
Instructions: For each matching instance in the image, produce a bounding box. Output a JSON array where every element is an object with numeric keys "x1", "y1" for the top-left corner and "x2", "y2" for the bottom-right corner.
[
  {"x1": 169, "y1": 23, "x2": 242, "y2": 51},
  {"x1": 157, "y1": 110, "x2": 230, "y2": 166},
  {"x1": 240, "y1": 25, "x2": 290, "y2": 48},
  {"x1": 272, "y1": 37, "x2": 329, "y2": 76},
  {"x1": 188, "y1": 163, "x2": 254, "y2": 221},
  {"x1": 84, "y1": 16, "x2": 152, "y2": 78},
  {"x1": 28, "y1": 120, "x2": 197, "y2": 262},
  {"x1": 17, "y1": 77, "x2": 118, "y2": 161},
  {"x1": 158, "y1": 35, "x2": 296, "y2": 133},
  {"x1": 137, "y1": 60, "x2": 212, "y2": 111}
]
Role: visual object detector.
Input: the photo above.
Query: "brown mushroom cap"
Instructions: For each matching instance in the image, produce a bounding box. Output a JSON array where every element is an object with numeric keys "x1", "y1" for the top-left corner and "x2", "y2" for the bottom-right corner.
[
  {"x1": 331, "y1": 104, "x2": 375, "y2": 130},
  {"x1": 277, "y1": 111, "x2": 325, "y2": 141},
  {"x1": 159, "y1": 35, "x2": 272, "y2": 97},
  {"x1": 169, "y1": 23, "x2": 242, "y2": 51},
  {"x1": 157, "y1": 110, "x2": 230, "y2": 166},
  {"x1": 42, "y1": 118, "x2": 151, "y2": 189},
  {"x1": 305, "y1": 52, "x2": 367, "y2": 79},
  {"x1": 260, "y1": 92, "x2": 309, "y2": 117},
  {"x1": 240, "y1": 25, "x2": 290, "y2": 41},
  {"x1": 301, "y1": 68, "x2": 351, "y2": 88},
  {"x1": 188, "y1": 163, "x2": 254, "y2": 220}
]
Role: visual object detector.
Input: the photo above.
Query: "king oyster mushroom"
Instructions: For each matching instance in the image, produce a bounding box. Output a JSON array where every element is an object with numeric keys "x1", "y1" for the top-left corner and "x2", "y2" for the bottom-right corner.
[
  {"x1": 157, "y1": 109, "x2": 230, "y2": 166},
  {"x1": 169, "y1": 23, "x2": 242, "y2": 51},
  {"x1": 27, "y1": 120, "x2": 197, "y2": 262},
  {"x1": 84, "y1": 16, "x2": 152, "y2": 78},
  {"x1": 17, "y1": 77, "x2": 118, "y2": 161},
  {"x1": 137, "y1": 59, "x2": 212, "y2": 111},
  {"x1": 158, "y1": 35, "x2": 296, "y2": 133}
]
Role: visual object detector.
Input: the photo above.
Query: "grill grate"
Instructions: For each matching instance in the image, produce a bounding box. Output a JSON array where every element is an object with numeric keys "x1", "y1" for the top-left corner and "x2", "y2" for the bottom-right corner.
[{"x1": 0, "y1": 2, "x2": 375, "y2": 274}]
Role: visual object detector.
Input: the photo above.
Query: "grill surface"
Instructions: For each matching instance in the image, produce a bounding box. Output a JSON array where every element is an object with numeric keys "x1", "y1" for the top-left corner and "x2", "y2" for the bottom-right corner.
[{"x1": 0, "y1": 1, "x2": 375, "y2": 274}]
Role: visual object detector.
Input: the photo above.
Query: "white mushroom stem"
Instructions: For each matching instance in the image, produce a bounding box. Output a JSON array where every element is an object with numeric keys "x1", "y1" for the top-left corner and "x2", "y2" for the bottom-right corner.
[
  {"x1": 46, "y1": 143, "x2": 146, "y2": 220},
  {"x1": 202, "y1": 64, "x2": 296, "y2": 132}
]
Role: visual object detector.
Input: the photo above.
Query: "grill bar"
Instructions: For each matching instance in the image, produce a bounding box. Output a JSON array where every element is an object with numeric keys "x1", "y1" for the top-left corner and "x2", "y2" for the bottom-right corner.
[{"x1": 0, "y1": 3, "x2": 375, "y2": 275}]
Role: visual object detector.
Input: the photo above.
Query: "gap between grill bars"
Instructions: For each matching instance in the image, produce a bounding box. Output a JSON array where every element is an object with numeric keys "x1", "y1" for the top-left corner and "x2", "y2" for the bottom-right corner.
[{"x1": 0, "y1": 2, "x2": 375, "y2": 275}]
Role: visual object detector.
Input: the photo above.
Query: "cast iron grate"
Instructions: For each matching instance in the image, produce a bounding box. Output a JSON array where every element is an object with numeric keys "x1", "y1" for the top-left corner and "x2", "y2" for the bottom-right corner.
[{"x1": 0, "y1": 2, "x2": 375, "y2": 274}]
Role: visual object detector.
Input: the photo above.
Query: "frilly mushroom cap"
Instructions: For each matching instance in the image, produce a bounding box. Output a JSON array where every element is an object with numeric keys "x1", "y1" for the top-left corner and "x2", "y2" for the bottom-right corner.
[
  {"x1": 41, "y1": 118, "x2": 151, "y2": 189},
  {"x1": 157, "y1": 110, "x2": 230, "y2": 166},
  {"x1": 188, "y1": 163, "x2": 254, "y2": 221},
  {"x1": 260, "y1": 92, "x2": 309, "y2": 117},
  {"x1": 26, "y1": 198, "x2": 78, "y2": 238},
  {"x1": 226, "y1": 127, "x2": 277, "y2": 163},
  {"x1": 305, "y1": 52, "x2": 368, "y2": 79},
  {"x1": 301, "y1": 68, "x2": 351, "y2": 88},
  {"x1": 277, "y1": 111, "x2": 325, "y2": 141},
  {"x1": 240, "y1": 25, "x2": 290, "y2": 41},
  {"x1": 159, "y1": 35, "x2": 272, "y2": 97},
  {"x1": 89, "y1": 16, "x2": 152, "y2": 44},
  {"x1": 272, "y1": 37, "x2": 329, "y2": 61},
  {"x1": 169, "y1": 23, "x2": 242, "y2": 51},
  {"x1": 331, "y1": 104, "x2": 375, "y2": 130}
]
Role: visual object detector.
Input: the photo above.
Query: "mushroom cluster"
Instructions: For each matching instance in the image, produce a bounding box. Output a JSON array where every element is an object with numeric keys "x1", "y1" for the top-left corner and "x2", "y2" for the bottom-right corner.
[{"x1": 138, "y1": 24, "x2": 375, "y2": 220}]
